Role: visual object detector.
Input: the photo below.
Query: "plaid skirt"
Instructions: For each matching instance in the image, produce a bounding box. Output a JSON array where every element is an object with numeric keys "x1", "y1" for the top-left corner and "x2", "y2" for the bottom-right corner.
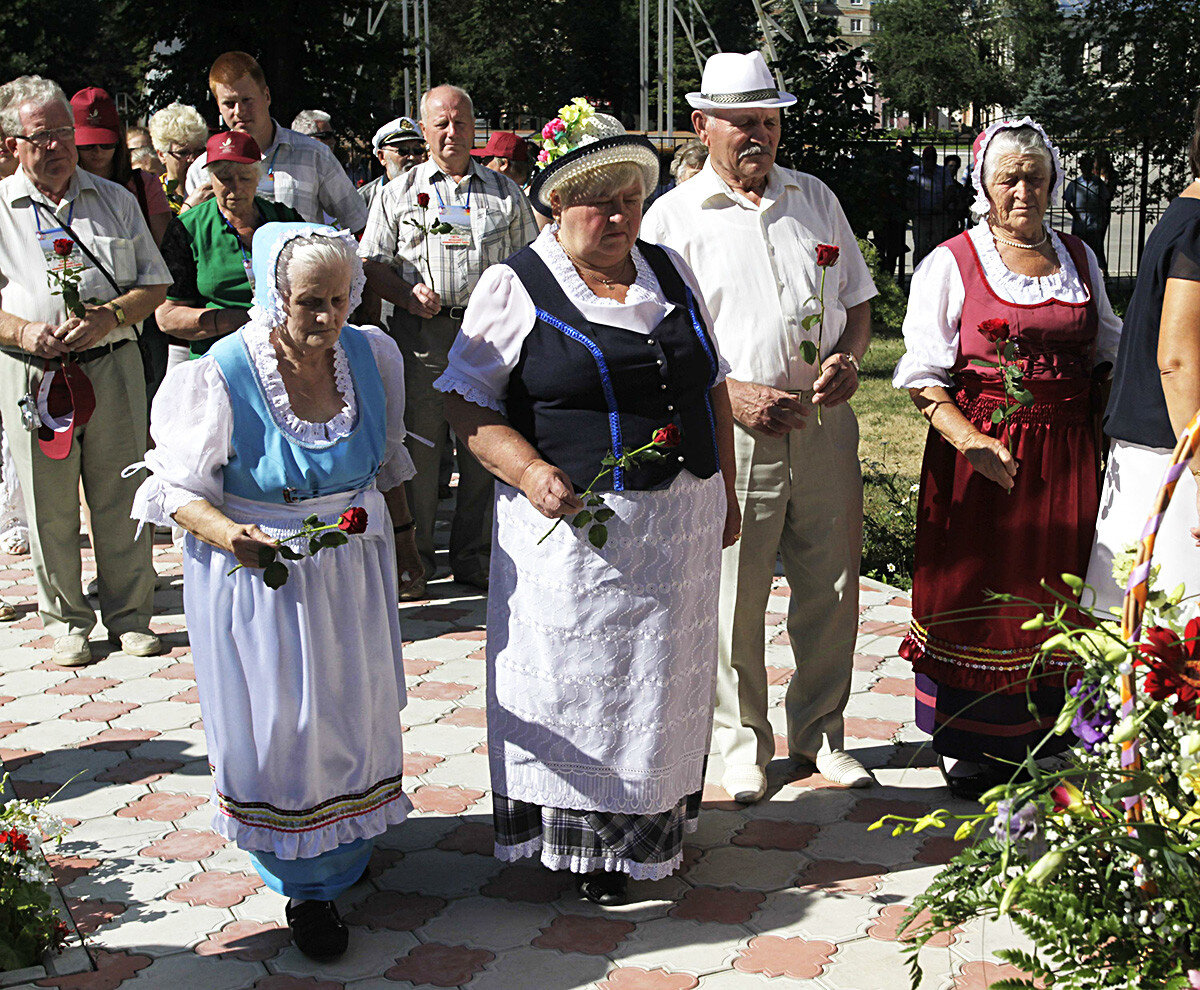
[{"x1": 493, "y1": 786, "x2": 702, "y2": 882}]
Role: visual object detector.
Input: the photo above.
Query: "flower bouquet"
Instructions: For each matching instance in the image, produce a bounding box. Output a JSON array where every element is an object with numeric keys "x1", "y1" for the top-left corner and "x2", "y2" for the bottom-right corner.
[
  {"x1": 228, "y1": 507, "x2": 369, "y2": 589},
  {"x1": 539, "y1": 425, "x2": 681, "y2": 549},
  {"x1": 873, "y1": 415, "x2": 1200, "y2": 989},
  {"x1": 0, "y1": 776, "x2": 72, "y2": 971}
]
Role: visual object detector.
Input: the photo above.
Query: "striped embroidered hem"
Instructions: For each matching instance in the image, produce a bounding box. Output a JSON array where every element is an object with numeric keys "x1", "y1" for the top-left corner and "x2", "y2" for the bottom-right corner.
[
  {"x1": 901, "y1": 619, "x2": 1072, "y2": 696},
  {"x1": 214, "y1": 772, "x2": 408, "y2": 835}
]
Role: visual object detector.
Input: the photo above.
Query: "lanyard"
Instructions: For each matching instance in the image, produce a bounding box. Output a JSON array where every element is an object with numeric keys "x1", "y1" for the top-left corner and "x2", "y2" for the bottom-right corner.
[
  {"x1": 221, "y1": 209, "x2": 256, "y2": 289},
  {"x1": 34, "y1": 198, "x2": 74, "y2": 234},
  {"x1": 265, "y1": 144, "x2": 281, "y2": 179},
  {"x1": 432, "y1": 173, "x2": 473, "y2": 214}
]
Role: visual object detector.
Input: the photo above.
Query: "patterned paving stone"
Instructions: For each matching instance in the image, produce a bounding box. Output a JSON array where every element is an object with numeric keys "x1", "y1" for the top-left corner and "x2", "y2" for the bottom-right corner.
[
  {"x1": 343, "y1": 890, "x2": 447, "y2": 932},
  {"x1": 733, "y1": 935, "x2": 837, "y2": 980},
  {"x1": 193, "y1": 919, "x2": 292, "y2": 962},
  {"x1": 533, "y1": 913, "x2": 636, "y2": 955},
  {"x1": 382, "y1": 943, "x2": 495, "y2": 987},
  {"x1": 166, "y1": 869, "x2": 264, "y2": 908},
  {"x1": 669, "y1": 887, "x2": 764, "y2": 925},
  {"x1": 32, "y1": 947, "x2": 153, "y2": 988},
  {"x1": 595, "y1": 967, "x2": 700, "y2": 990}
]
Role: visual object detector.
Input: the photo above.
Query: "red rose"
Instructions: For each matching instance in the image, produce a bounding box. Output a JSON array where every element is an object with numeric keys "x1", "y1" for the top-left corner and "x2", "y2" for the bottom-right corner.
[
  {"x1": 416, "y1": 192, "x2": 430, "y2": 208},
  {"x1": 53, "y1": 238, "x2": 73, "y2": 257},
  {"x1": 2, "y1": 830, "x2": 29, "y2": 852},
  {"x1": 816, "y1": 243, "x2": 839, "y2": 267},
  {"x1": 978, "y1": 318, "x2": 1011, "y2": 344},
  {"x1": 652, "y1": 424, "x2": 682, "y2": 448},
  {"x1": 337, "y1": 507, "x2": 369, "y2": 534},
  {"x1": 1137, "y1": 619, "x2": 1200, "y2": 715}
]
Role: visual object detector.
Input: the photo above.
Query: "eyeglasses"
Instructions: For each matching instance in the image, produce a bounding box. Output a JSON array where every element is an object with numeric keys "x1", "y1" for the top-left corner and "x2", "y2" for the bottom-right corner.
[
  {"x1": 313, "y1": 131, "x2": 337, "y2": 143},
  {"x1": 164, "y1": 147, "x2": 203, "y2": 161},
  {"x1": 385, "y1": 145, "x2": 425, "y2": 157},
  {"x1": 12, "y1": 127, "x2": 75, "y2": 149},
  {"x1": 78, "y1": 143, "x2": 116, "y2": 152}
]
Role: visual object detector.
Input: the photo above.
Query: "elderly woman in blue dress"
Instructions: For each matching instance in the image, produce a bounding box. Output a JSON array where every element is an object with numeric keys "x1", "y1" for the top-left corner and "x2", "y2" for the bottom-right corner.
[
  {"x1": 437, "y1": 110, "x2": 739, "y2": 904},
  {"x1": 132, "y1": 222, "x2": 422, "y2": 961}
]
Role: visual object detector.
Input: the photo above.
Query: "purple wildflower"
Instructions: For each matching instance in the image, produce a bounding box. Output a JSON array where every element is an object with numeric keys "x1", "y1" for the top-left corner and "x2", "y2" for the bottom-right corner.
[
  {"x1": 1068, "y1": 680, "x2": 1116, "y2": 754},
  {"x1": 990, "y1": 799, "x2": 1038, "y2": 843}
]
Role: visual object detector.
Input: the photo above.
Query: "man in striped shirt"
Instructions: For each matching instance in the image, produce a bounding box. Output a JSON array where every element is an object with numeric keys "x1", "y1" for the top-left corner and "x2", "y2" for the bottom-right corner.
[{"x1": 359, "y1": 84, "x2": 537, "y2": 599}]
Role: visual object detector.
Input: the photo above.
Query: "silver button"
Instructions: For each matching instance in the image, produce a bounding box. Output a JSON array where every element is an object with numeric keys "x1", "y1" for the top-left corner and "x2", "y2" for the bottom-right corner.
[
  {"x1": 647, "y1": 339, "x2": 655, "y2": 345},
  {"x1": 656, "y1": 359, "x2": 664, "y2": 367},
  {"x1": 660, "y1": 384, "x2": 668, "y2": 391},
  {"x1": 666, "y1": 404, "x2": 675, "y2": 412},
  {"x1": 677, "y1": 455, "x2": 685, "y2": 462}
]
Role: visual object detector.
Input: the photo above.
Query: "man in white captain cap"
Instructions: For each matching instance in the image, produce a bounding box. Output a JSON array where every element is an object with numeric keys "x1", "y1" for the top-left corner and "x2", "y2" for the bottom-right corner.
[{"x1": 643, "y1": 51, "x2": 878, "y2": 801}]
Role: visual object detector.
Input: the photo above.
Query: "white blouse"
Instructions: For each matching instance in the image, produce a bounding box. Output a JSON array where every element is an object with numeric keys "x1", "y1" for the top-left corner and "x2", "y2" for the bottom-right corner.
[
  {"x1": 892, "y1": 223, "x2": 1123, "y2": 389},
  {"x1": 433, "y1": 225, "x2": 729, "y2": 413},
  {"x1": 132, "y1": 322, "x2": 417, "y2": 526}
]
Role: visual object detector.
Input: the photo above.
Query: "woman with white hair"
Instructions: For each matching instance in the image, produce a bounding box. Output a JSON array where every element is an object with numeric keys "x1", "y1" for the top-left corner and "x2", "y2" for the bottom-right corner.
[
  {"x1": 132, "y1": 222, "x2": 423, "y2": 960},
  {"x1": 148, "y1": 103, "x2": 209, "y2": 214},
  {"x1": 438, "y1": 106, "x2": 739, "y2": 904},
  {"x1": 155, "y1": 131, "x2": 302, "y2": 359},
  {"x1": 892, "y1": 119, "x2": 1122, "y2": 798}
]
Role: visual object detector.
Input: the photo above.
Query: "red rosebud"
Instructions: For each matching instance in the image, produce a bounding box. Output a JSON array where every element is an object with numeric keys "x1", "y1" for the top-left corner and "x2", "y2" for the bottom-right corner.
[
  {"x1": 977, "y1": 318, "x2": 1011, "y2": 344},
  {"x1": 652, "y1": 424, "x2": 682, "y2": 448},
  {"x1": 9, "y1": 831, "x2": 29, "y2": 852},
  {"x1": 416, "y1": 192, "x2": 430, "y2": 208},
  {"x1": 338, "y1": 507, "x2": 368, "y2": 534},
  {"x1": 53, "y1": 238, "x2": 73, "y2": 257},
  {"x1": 815, "y1": 243, "x2": 839, "y2": 267}
]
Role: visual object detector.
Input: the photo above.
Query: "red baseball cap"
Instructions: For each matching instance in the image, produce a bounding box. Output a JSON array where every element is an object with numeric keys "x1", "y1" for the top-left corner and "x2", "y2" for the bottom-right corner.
[
  {"x1": 206, "y1": 130, "x2": 262, "y2": 165},
  {"x1": 37, "y1": 363, "x2": 96, "y2": 460},
  {"x1": 471, "y1": 131, "x2": 529, "y2": 163},
  {"x1": 70, "y1": 88, "x2": 120, "y2": 145}
]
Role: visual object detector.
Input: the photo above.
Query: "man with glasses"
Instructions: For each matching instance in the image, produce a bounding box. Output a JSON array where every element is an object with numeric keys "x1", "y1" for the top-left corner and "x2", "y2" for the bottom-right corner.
[
  {"x1": 185, "y1": 53, "x2": 366, "y2": 233},
  {"x1": 0, "y1": 75, "x2": 171, "y2": 667},
  {"x1": 148, "y1": 103, "x2": 209, "y2": 215},
  {"x1": 358, "y1": 116, "x2": 426, "y2": 213}
]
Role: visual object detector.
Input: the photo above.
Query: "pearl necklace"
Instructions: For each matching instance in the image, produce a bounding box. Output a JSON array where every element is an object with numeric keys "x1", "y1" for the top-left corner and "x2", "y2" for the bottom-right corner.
[{"x1": 989, "y1": 224, "x2": 1049, "y2": 250}]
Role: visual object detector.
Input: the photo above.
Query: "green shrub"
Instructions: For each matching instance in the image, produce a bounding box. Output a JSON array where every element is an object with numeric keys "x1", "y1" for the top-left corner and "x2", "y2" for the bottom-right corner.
[
  {"x1": 858, "y1": 237, "x2": 907, "y2": 336},
  {"x1": 861, "y1": 452, "x2": 917, "y2": 590}
]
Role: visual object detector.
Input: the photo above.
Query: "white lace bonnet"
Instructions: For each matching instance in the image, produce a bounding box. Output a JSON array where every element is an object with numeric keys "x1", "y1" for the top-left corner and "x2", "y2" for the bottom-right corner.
[
  {"x1": 970, "y1": 116, "x2": 1065, "y2": 221},
  {"x1": 248, "y1": 221, "x2": 366, "y2": 329}
]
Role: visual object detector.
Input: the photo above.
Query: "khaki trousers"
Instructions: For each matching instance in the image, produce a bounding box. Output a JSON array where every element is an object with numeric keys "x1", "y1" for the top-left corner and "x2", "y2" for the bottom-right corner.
[
  {"x1": 391, "y1": 311, "x2": 494, "y2": 581},
  {"x1": 0, "y1": 345, "x2": 154, "y2": 639},
  {"x1": 715, "y1": 398, "x2": 863, "y2": 769}
]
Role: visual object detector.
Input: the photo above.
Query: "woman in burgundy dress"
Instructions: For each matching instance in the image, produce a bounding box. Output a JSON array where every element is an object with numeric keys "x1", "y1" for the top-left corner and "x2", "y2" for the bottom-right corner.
[{"x1": 892, "y1": 119, "x2": 1122, "y2": 798}]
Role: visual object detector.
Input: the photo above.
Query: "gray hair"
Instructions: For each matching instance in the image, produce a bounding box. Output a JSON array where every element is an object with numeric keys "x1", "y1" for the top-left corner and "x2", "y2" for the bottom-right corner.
[
  {"x1": 982, "y1": 125, "x2": 1055, "y2": 191},
  {"x1": 206, "y1": 159, "x2": 264, "y2": 183},
  {"x1": 670, "y1": 140, "x2": 707, "y2": 182},
  {"x1": 419, "y1": 85, "x2": 473, "y2": 120},
  {"x1": 277, "y1": 233, "x2": 357, "y2": 296},
  {"x1": 291, "y1": 109, "x2": 331, "y2": 135},
  {"x1": 0, "y1": 76, "x2": 70, "y2": 137},
  {"x1": 554, "y1": 162, "x2": 647, "y2": 210},
  {"x1": 148, "y1": 103, "x2": 208, "y2": 152}
]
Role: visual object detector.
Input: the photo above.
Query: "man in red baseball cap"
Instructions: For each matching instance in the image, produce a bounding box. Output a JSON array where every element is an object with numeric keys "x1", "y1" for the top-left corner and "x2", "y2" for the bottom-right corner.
[{"x1": 470, "y1": 131, "x2": 532, "y2": 190}]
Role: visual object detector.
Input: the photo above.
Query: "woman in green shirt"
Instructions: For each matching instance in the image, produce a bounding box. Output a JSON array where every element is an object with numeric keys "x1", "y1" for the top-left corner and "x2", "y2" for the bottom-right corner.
[{"x1": 156, "y1": 131, "x2": 301, "y2": 356}]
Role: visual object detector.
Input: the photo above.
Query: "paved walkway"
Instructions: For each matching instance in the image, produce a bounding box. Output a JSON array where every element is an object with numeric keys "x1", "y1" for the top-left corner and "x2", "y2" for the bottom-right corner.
[{"x1": 0, "y1": 528, "x2": 1028, "y2": 990}]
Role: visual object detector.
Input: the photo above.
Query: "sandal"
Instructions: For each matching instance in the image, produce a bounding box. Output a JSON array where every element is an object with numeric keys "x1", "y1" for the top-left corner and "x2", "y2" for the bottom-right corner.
[
  {"x1": 576, "y1": 871, "x2": 629, "y2": 905},
  {"x1": 285, "y1": 898, "x2": 349, "y2": 961},
  {"x1": 0, "y1": 602, "x2": 16, "y2": 622}
]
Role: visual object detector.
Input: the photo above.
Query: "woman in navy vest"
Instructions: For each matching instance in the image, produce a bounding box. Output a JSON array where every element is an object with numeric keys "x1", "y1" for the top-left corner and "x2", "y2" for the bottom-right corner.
[
  {"x1": 437, "y1": 110, "x2": 740, "y2": 904},
  {"x1": 132, "y1": 223, "x2": 423, "y2": 960}
]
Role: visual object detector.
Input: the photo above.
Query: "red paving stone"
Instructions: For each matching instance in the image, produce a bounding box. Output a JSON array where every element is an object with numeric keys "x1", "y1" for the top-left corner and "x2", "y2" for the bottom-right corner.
[
  {"x1": 534, "y1": 914, "x2": 635, "y2": 955},
  {"x1": 65, "y1": 897, "x2": 126, "y2": 934},
  {"x1": 731, "y1": 818, "x2": 819, "y2": 852},
  {"x1": 436, "y1": 822, "x2": 495, "y2": 856},
  {"x1": 868, "y1": 905, "x2": 957, "y2": 947},
  {"x1": 408, "y1": 680, "x2": 476, "y2": 701},
  {"x1": 140, "y1": 829, "x2": 227, "y2": 862},
  {"x1": 734, "y1": 935, "x2": 837, "y2": 980},
  {"x1": 439, "y1": 706, "x2": 487, "y2": 728},
  {"x1": 597, "y1": 968, "x2": 700, "y2": 990},
  {"x1": 193, "y1": 920, "x2": 291, "y2": 961},
  {"x1": 343, "y1": 890, "x2": 447, "y2": 931},
  {"x1": 410, "y1": 784, "x2": 485, "y2": 814},
  {"x1": 796, "y1": 860, "x2": 888, "y2": 896},
  {"x1": 115, "y1": 792, "x2": 206, "y2": 822},
  {"x1": 34, "y1": 948, "x2": 153, "y2": 987},
  {"x1": 167, "y1": 870, "x2": 263, "y2": 908},
  {"x1": 843, "y1": 716, "x2": 903, "y2": 741},
  {"x1": 670, "y1": 886, "x2": 765, "y2": 924},
  {"x1": 46, "y1": 676, "x2": 120, "y2": 695},
  {"x1": 384, "y1": 943, "x2": 495, "y2": 986}
]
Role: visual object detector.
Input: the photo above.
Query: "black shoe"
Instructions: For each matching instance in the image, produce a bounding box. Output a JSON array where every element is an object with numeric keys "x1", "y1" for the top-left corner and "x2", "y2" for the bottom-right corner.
[
  {"x1": 285, "y1": 898, "x2": 349, "y2": 961},
  {"x1": 453, "y1": 570, "x2": 489, "y2": 592},
  {"x1": 576, "y1": 871, "x2": 629, "y2": 905}
]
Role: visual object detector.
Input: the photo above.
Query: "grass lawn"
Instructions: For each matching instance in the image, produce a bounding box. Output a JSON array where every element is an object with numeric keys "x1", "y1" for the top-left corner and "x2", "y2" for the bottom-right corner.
[{"x1": 852, "y1": 327, "x2": 926, "y2": 482}]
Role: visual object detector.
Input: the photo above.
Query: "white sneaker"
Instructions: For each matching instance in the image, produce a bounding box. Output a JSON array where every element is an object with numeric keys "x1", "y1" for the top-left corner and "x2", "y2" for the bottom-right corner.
[
  {"x1": 721, "y1": 765, "x2": 767, "y2": 804},
  {"x1": 815, "y1": 750, "x2": 874, "y2": 788}
]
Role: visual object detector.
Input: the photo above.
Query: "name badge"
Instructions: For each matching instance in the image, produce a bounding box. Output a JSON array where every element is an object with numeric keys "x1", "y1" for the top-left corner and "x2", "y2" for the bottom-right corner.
[
  {"x1": 438, "y1": 204, "x2": 472, "y2": 228},
  {"x1": 37, "y1": 227, "x2": 88, "y2": 278},
  {"x1": 441, "y1": 232, "x2": 472, "y2": 248}
]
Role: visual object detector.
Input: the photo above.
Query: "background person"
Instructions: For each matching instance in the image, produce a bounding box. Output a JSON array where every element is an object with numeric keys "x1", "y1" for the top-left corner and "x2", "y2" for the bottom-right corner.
[
  {"x1": 133, "y1": 223, "x2": 421, "y2": 961},
  {"x1": 126, "y1": 125, "x2": 164, "y2": 178},
  {"x1": 185, "y1": 52, "x2": 367, "y2": 233},
  {"x1": 359, "y1": 84, "x2": 537, "y2": 599},
  {"x1": 1065, "y1": 152, "x2": 1113, "y2": 278},
  {"x1": 1087, "y1": 100, "x2": 1200, "y2": 615},
  {"x1": 358, "y1": 116, "x2": 425, "y2": 214},
  {"x1": 439, "y1": 113, "x2": 738, "y2": 905},
  {"x1": 470, "y1": 131, "x2": 532, "y2": 190},
  {"x1": 0, "y1": 75, "x2": 171, "y2": 666},
  {"x1": 893, "y1": 119, "x2": 1121, "y2": 798},
  {"x1": 156, "y1": 131, "x2": 302, "y2": 357},
  {"x1": 148, "y1": 102, "x2": 209, "y2": 215},
  {"x1": 643, "y1": 51, "x2": 878, "y2": 801}
]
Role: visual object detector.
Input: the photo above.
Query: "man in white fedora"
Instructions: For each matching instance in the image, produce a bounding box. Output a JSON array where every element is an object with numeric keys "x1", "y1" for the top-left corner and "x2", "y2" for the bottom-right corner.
[{"x1": 643, "y1": 51, "x2": 877, "y2": 801}]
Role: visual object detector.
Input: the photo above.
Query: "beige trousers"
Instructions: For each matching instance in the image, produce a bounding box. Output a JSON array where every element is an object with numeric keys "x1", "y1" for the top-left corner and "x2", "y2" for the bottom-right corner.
[
  {"x1": 715, "y1": 398, "x2": 863, "y2": 769},
  {"x1": 0, "y1": 345, "x2": 154, "y2": 639}
]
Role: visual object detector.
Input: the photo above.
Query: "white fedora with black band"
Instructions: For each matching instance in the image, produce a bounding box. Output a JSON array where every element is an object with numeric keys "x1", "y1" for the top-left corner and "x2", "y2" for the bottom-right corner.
[{"x1": 686, "y1": 52, "x2": 797, "y2": 111}]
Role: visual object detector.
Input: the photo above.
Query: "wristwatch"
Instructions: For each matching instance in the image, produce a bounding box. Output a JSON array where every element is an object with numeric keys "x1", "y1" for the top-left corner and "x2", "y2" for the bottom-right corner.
[
  {"x1": 103, "y1": 302, "x2": 126, "y2": 328},
  {"x1": 844, "y1": 352, "x2": 861, "y2": 372}
]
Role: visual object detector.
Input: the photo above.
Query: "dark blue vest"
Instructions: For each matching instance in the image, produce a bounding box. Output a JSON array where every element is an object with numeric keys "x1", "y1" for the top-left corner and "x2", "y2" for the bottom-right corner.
[{"x1": 505, "y1": 240, "x2": 720, "y2": 493}]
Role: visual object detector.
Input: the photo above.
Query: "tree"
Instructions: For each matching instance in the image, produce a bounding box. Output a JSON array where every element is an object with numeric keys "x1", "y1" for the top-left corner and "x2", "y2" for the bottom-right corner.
[{"x1": 870, "y1": 0, "x2": 1001, "y2": 124}]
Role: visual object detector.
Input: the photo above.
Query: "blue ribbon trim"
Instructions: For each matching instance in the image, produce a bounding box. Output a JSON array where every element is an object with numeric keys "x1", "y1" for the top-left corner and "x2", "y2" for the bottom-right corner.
[
  {"x1": 533, "y1": 308, "x2": 626, "y2": 491},
  {"x1": 684, "y1": 288, "x2": 721, "y2": 465}
]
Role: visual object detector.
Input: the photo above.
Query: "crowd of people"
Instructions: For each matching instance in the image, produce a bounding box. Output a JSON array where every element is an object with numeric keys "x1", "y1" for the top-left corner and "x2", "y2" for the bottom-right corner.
[{"x1": 0, "y1": 42, "x2": 1196, "y2": 964}]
